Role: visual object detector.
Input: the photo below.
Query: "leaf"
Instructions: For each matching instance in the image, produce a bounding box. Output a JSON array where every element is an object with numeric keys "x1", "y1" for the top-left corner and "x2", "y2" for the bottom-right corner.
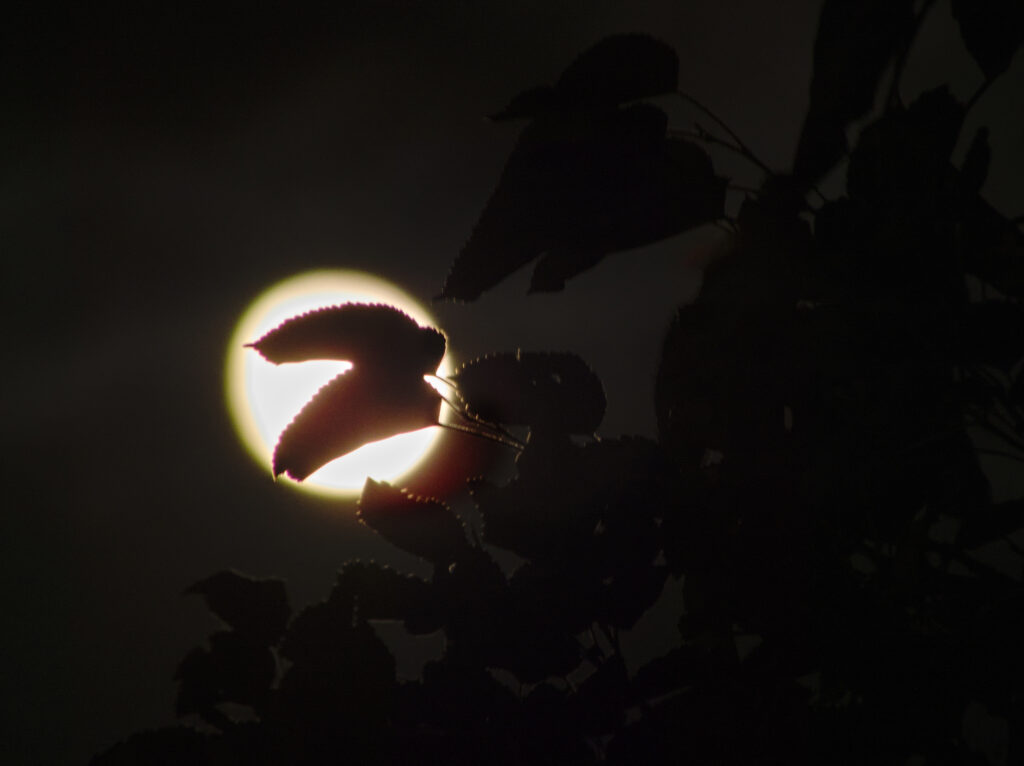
[
  {"x1": 960, "y1": 127, "x2": 991, "y2": 194},
  {"x1": 333, "y1": 561, "x2": 438, "y2": 633},
  {"x1": 439, "y1": 105, "x2": 725, "y2": 300},
  {"x1": 846, "y1": 86, "x2": 965, "y2": 212},
  {"x1": 951, "y1": 0, "x2": 1024, "y2": 79},
  {"x1": 567, "y1": 655, "x2": 629, "y2": 735},
  {"x1": 956, "y1": 301, "x2": 1024, "y2": 369},
  {"x1": 246, "y1": 302, "x2": 446, "y2": 377},
  {"x1": 958, "y1": 499, "x2": 1024, "y2": 548},
  {"x1": 184, "y1": 570, "x2": 290, "y2": 645},
  {"x1": 174, "y1": 631, "x2": 276, "y2": 719},
  {"x1": 453, "y1": 351, "x2": 605, "y2": 433},
  {"x1": 792, "y1": 0, "x2": 916, "y2": 187},
  {"x1": 272, "y1": 369, "x2": 441, "y2": 480},
  {"x1": 490, "y1": 34, "x2": 678, "y2": 120},
  {"x1": 278, "y1": 600, "x2": 396, "y2": 721},
  {"x1": 89, "y1": 727, "x2": 214, "y2": 766},
  {"x1": 958, "y1": 192, "x2": 1024, "y2": 298},
  {"x1": 358, "y1": 479, "x2": 469, "y2": 564}
]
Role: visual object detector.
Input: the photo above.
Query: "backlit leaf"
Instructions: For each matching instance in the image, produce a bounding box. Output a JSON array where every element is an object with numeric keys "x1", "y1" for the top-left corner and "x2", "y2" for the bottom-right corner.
[
  {"x1": 247, "y1": 302, "x2": 445, "y2": 376},
  {"x1": 272, "y1": 370, "x2": 441, "y2": 480},
  {"x1": 358, "y1": 479, "x2": 469, "y2": 564}
]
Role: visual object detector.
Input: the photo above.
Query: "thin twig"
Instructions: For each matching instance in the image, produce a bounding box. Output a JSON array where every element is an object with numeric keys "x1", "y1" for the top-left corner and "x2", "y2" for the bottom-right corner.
[
  {"x1": 676, "y1": 92, "x2": 772, "y2": 176},
  {"x1": 439, "y1": 420, "x2": 524, "y2": 451},
  {"x1": 433, "y1": 376, "x2": 528, "y2": 445}
]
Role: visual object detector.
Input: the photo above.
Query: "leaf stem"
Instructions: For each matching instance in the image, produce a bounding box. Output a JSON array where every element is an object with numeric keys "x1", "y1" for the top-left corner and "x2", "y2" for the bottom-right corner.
[
  {"x1": 438, "y1": 420, "x2": 525, "y2": 451},
  {"x1": 676, "y1": 92, "x2": 772, "y2": 176}
]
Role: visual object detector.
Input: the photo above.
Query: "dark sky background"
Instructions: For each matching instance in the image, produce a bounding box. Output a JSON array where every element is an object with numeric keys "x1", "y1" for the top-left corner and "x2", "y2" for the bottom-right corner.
[{"x1": 3, "y1": 2, "x2": 1021, "y2": 763}]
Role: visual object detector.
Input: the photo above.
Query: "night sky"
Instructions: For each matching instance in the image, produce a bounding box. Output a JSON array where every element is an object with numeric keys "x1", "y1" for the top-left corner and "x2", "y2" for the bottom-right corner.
[{"x1": 3, "y1": 2, "x2": 1022, "y2": 763}]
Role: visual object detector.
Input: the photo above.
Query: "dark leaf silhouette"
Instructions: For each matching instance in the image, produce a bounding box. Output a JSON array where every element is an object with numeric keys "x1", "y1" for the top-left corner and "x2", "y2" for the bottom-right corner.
[
  {"x1": 960, "y1": 127, "x2": 991, "y2": 194},
  {"x1": 333, "y1": 560, "x2": 432, "y2": 623},
  {"x1": 439, "y1": 105, "x2": 726, "y2": 300},
  {"x1": 957, "y1": 499, "x2": 1024, "y2": 548},
  {"x1": 956, "y1": 301, "x2": 1024, "y2": 369},
  {"x1": 951, "y1": 0, "x2": 1024, "y2": 79},
  {"x1": 792, "y1": 0, "x2": 915, "y2": 187},
  {"x1": 958, "y1": 193, "x2": 1024, "y2": 298},
  {"x1": 453, "y1": 351, "x2": 605, "y2": 432},
  {"x1": 358, "y1": 479, "x2": 469, "y2": 565},
  {"x1": 174, "y1": 631, "x2": 275, "y2": 721},
  {"x1": 89, "y1": 728, "x2": 214, "y2": 766},
  {"x1": 567, "y1": 655, "x2": 629, "y2": 735},
  {"x1": 247, "y1": 303, "x2": 447, "y2": 480},
  {"x1": 273, "y1": 370, "x2": 441, "y2": 480},
  {"x1": 278, "y1": 598, "x2": 396, "y2": 731},
  {"x1": 247, "y1": 302, "x2": 445, "y2": 375},
  {"x1": 846, "y1": 85, "x2": 965, "y2": 212},
  {"x1": 490, "y1": 33, "x2": 678, "y2": 121},
  {"x1": 184, "y1": 570, "x2": 290, "y2": 645}
]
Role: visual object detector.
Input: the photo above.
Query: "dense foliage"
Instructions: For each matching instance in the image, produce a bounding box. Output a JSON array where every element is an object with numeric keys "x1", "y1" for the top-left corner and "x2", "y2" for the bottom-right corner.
[{"x1": 94, "y1": 4, "x2": 1024, "y2": 764}]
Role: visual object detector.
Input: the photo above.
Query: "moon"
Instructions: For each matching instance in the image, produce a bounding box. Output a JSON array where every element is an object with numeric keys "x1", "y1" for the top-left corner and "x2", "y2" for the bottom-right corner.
[{"x1": 224, "y1": 270, "x2": 452, "y2": 496}]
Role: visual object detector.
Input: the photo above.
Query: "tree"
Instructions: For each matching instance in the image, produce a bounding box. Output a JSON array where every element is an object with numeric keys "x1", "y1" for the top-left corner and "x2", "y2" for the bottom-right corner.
[{"x1": 93, "y1": 9, "x2": 1024, "y2": 765}]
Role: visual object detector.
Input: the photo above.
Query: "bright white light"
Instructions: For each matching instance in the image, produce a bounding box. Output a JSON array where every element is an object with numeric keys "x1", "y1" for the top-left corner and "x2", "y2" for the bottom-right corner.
[{"x1": 224, "y1": 270, "x2": 450, "y2": 496}]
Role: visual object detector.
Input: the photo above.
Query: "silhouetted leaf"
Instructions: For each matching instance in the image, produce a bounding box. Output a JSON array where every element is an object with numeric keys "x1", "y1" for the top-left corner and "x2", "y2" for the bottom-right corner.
[
  {"x1": 490, "y1": 34, "x2": 678, "y2": 120},
  {"x1": 174, "y1": 631, "x2": 275, "y2": 721},
  {"x1": 507, "y1": 560, "x2": 601, "y2": 638},
  {"x1": 397, "y1": 660, "x2": 518, "y2": 731},
  {"x1": 602, "y1": 565, "x2": 670, "y2": 630},
  {"x1": 184, "y1": 570, "x2": 290, "y2": 645},
  {"x1": 358, "y1": 479, "x2": 469, "y2": 564},
  {"x1": 961, "y1": 127, "x2": 991, "y2": 194},
  {"x1": 1012, "y1": 370, "x2": 1024, "y2": 409},
  {"x1": 278, "y1": 600, "x2": 396, "y2": 731},
  {"x1": 567, "y1": 655, "x2": 629, "y2": 735},
  {"x1": 333, "y1": 561, "x2": 438, "y2": 633},
  {"x1": 792, "y1": 0, "x2": 915, "y2": 187},
  {"x1": 956, "y1": 301, "x2": 1024, "y2": 369},
  {"x1": 846, "y1": 86, "x2": 965, "y2": 213},
  {"x1": 88, "y1": 727, "x2": 215, "y2": 766},
  {"x1": 959, "y1": 193, "x2": 1024, "y2": 298},
  {"x1": 247, "y1": 302, "x2": 445, "y2": 376},
  {"x1": 439, "y1": 105, "x2": 725, "y2": 300},
  {"x1": 454, "y1": 351, "x2": 605, "y2": 432},
  {"x1": 951, "y1": 0, "x2": 1024, "y2": 79},
  {"x1": 631, "y1": 645, "x2": 708, "y2": 702},
  {"x1": 278, "y1": 595, "x2": 396, "y2": 726},
  {"x1": 272, "y1": 370, "x2": 441, "y2": 480},
  {"x1": 958, "y1": 499, "x2": 1024, "y2": 548}
]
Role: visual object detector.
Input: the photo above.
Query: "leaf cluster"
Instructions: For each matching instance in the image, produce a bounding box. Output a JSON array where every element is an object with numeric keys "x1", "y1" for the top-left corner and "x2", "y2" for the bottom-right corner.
[{"x1": 94, "y1": 13, "x2": 1024, "y2": 766}]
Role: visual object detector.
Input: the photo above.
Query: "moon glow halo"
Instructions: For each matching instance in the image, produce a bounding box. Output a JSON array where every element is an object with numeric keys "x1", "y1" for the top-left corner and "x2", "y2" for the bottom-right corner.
[{"x1": 225, "y1": 270, "x2": 450, "y2": 497}]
